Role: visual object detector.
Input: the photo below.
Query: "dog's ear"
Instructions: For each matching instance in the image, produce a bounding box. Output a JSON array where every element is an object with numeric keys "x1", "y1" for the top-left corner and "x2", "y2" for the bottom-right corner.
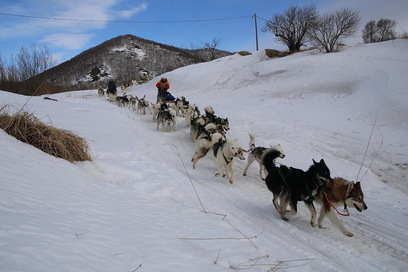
[
  {"x1": 347, "y1": 182, "x2": 354, "y2": 194},
  {"x1": 313, "y1": 159, "x2": 317, "y2": 164}
]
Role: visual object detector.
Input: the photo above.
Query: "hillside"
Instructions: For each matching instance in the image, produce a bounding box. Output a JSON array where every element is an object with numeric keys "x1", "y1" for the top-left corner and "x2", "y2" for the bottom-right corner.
[
  {"x1": 1, "y1": 40, "x2": 407, "y2": 271},
  {"x1": 34, "y1": 34, "x2": 232, "y2": 94}
]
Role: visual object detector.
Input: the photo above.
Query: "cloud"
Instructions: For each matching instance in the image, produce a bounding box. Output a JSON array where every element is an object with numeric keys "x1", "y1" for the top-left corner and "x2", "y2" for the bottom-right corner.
[
  {"x1": 40, "y1": 33, "x2": 94, "y2": 50},
  {"x1": 119, "y1": 3, "x2": 148, "y2": 19}
]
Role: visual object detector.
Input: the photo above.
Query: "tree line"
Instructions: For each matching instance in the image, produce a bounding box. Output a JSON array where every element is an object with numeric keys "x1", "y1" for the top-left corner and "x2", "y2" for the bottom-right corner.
[
  {"x1": 0, "y1": 44, "x2": 57, "y2": 95},
  {"x1": 262, "y1": 4, "x2": 402, "y2": 53}
]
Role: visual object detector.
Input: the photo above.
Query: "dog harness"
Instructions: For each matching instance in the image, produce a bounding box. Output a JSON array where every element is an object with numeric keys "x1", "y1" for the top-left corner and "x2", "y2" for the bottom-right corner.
[
  {"x1": 323, "y1": 191, "x2": 350, "y2": 216},
  {"x1": 276, "y1": 166, "x2": 318, "y2": 201},
  {"x1": 213, "y1": 140, "x2": 233, "y2": 164},
  {"x1": 222, "y1": 150, "x2": 233, "y2": 164}
]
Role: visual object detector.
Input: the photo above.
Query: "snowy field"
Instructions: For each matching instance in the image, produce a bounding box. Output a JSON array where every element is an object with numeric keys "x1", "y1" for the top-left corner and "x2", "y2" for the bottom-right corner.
[{"x1": 1, "y1": 40, "x2": 407, "y2": 271}]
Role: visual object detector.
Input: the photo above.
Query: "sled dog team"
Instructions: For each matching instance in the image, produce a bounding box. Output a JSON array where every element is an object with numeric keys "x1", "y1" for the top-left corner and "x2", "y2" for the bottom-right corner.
[{"x1": 103, "y1": 91, "x2": 368, "y2": 237}]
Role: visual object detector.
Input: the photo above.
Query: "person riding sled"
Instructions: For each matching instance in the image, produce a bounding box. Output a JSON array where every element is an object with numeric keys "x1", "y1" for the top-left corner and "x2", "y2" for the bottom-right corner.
[
  {"x1": 156, "y1": 77, "x2": 175, "y2": 102},
  {"x1": 107, "y1": 80, "x2": 117, "y2": 95}
]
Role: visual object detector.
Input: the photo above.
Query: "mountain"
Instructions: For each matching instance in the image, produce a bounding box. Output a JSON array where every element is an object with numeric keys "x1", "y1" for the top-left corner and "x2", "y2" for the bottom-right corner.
[{"x1": 34, "y1": 34, "x2": 232, "y2": 94}]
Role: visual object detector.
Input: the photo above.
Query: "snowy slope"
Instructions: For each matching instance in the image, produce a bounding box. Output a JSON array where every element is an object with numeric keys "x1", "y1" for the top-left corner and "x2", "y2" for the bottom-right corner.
[{"x1": 1, "y1": 40, "x2": 407, "y2": 272}]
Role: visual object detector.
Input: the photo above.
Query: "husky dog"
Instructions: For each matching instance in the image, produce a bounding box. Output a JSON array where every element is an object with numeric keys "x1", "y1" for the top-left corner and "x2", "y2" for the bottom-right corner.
[
  {"x1": 191, "y1": 123, "x2": 220, "y2": 169},
  {"x1": 151, "y1": 102, "x2": 161, "y2": 121},
  {"x1": 212, "y1": 134, "x2": 243, "y2": 184},
  {"x1": 243, "y1": 133, "x2": 285, "y2": 180},
  {"x1": 175, "y1": 96, "x2": 189, "y2": 117},
  {"x1": 129, "y1": 96, "x2": 137, "y2": 111},
  {"x1": 314, "y1": 177, "x2": 367, "y2": 237},
  {"x1": 204, "y1": 106, "x2": 229, "y2": 136},
  {"x1": 184, "y1": 104, "x2": 200, "y2": 126},
  {"x1": 136, "y1": 95, "x2": 150, "y2": 115},
  {"x1": 213, "y1": 116, "x2": 229, "y2": 136},
  {"x1": 98, "y1": 86, "x2": 104, "y2": 97},
  {"x1": 116, "y1": 94, "x2": 129, "y2": 107},
  {"x1": 156, "y1": 103, "x2": 176, "y2": 132},
  {"x1": 190, "y1": 106, "x2": 230, "y2": 142},
  {"x1": 108, "y1": 92, "x2": 116, "y2": 103},
  {"x1": 262, "y1": 149, "x2": 332, "y2": 223}
]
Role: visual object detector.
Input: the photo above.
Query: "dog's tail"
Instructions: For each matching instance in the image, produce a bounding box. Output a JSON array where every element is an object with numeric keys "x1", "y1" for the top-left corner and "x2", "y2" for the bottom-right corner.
[
  {"x1": 204, "y1": 106, "x2": 215, "y2": 115},
  {"x1": 248, "y1": 133, "x2": 256, "y2": 150},
  {"x1": 211, "y1": 132, "x2": 225, "y2": 145},
  {"x1": 262, "y1": 148, "x2": 283, "y2": 173}
]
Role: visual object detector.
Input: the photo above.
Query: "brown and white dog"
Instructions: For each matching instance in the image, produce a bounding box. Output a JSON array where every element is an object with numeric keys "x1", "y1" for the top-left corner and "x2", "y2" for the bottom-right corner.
[{"x1": 314, "y1": 177, "x2": 368, "y2": 237}]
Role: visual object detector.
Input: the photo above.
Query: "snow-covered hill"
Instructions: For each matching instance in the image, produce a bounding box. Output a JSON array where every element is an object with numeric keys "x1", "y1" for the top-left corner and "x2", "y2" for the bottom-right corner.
[
  {"x1": 34, "y1": 34, "x2": 231, "y2": 94},
  {"x1": 1, "y1": 40, "x2": 407, "y2": 271}
]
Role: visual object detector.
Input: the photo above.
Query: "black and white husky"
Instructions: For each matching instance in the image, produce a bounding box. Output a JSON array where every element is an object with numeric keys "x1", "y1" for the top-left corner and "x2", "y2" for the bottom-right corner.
[
  {"x1": 242, "y1": 133, "x2": 285, "y2": 180},
  {"x1": 175, "y1": 96, "x2": 189, "y2": 117},
  {"x1": 156, "y1": 103, "x2": 176, "y2": 132},
  {"x1": 262, "y1": 149, "x2": 332, "y2": 223},
  {"x1": 191, "y1": 123, "x2": 220, "y2": 169}
]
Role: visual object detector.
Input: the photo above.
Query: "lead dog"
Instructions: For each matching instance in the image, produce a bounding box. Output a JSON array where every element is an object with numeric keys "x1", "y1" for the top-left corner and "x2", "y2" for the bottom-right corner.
[
  {"x1": 212, "y1": 133, "x2": 244, "y2": 184},
  {"x1": 262, "y1": 149, "x2": 332, "y2": 223},
  {"x1": 243, "y1": 133, "x2": 285, "y2": 180},
  {"x1": 314, "y1": 177, "x2": 367, "y2": 237}
]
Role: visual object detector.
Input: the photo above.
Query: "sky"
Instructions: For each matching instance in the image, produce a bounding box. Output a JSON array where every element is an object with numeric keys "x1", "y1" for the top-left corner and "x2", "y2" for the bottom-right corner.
[
  {"x1": 0, "y1": 0, "x2": 408, "y2": 63},
  {"x1": 1, "y1": 40, "x2": 407, "y2": 271}
]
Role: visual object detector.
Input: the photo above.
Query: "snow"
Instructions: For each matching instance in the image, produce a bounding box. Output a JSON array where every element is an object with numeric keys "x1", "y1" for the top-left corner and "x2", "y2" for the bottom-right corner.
[
  {"x1": 111, "y1": 46, "x2": 147, "y2": 60},
  {"x1": 1, "y1": 40, "x2": 408, "y2": 272}
]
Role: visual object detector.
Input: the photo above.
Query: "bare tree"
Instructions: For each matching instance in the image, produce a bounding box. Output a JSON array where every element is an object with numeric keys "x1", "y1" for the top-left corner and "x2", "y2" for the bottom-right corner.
[
  {"x1": 263, "y1": 5, "x2": 318, "y2": 52},
  {"x1": 376, "y1": 18, "x2": 396, "y2": 42},
  {"x1": 307, "y1": 8, "x2": 361, "y2": 53},
  {"x1": 202, "y1": 37, "x2": 222, "y2": 60},
  {"x1": 362, "y1": 20, "x2": 378, "y2": 43},
  {"x1": 15, "y1": 44, "x2": 57, "y2": 81},
  {"x1": 0, "y1": 44, "x2": 57, "y2": 94}
]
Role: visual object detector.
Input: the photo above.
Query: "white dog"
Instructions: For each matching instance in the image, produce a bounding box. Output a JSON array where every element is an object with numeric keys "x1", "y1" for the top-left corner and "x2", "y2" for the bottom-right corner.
[{"x1": 212, "y1": 133, "x2": 244, "y2": 184}]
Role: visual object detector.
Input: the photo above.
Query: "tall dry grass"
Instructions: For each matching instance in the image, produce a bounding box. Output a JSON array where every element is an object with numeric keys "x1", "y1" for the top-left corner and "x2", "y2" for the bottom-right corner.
[{"x1": 0, "y1": 105, "x2": 91, "y2": 162}]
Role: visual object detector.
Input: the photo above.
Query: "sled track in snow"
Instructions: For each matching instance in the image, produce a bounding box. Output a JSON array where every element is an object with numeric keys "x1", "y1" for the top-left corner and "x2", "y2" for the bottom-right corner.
[{"x1": 101, "y1": 96, "x2": 408, "y2": 272}]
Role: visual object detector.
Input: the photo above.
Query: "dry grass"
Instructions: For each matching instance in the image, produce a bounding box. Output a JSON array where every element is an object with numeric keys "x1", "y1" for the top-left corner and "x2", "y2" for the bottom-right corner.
[
  {"x1": 237, "y1": 51, "x2": 252, "y2": 56},
  {"x1": 264, "y1": 49, "x2": 290, "y2": 58},
  {"x1": 0, "y1": 105, "x2": 92, "y2": 162}
]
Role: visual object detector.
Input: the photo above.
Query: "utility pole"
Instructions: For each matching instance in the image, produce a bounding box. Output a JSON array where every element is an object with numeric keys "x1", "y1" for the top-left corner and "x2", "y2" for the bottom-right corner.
[{"x1": 253, "y1": 13, "x2": 259, "y2": 51}]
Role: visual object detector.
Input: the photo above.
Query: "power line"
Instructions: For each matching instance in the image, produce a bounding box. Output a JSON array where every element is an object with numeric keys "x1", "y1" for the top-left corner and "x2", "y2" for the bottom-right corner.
[
  {"x1": 0, "y1": 12, "x2": 251, "y2": 23},
  {"x1": 256, "y1": 16, "x2": 270, "y2": 22}
]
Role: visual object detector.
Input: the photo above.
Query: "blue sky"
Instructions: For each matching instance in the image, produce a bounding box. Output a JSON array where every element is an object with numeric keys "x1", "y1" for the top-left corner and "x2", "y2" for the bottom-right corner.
[{"x1": 1, "y1": 0, "x2": 407, "y2": 63}]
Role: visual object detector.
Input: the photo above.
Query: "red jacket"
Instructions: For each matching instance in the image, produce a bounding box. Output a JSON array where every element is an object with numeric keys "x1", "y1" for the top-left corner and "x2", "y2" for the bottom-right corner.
[{"x1": 156, "y1": 80, "x2": 170, "y2": 89}]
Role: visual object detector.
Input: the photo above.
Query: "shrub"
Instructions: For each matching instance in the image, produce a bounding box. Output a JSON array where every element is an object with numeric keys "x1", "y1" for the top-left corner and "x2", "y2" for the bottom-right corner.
[
  {"x1": 0, "y1": 105, "x2": 92, "y2": 162},
  {"x1": 264, "y1": 49, "x2": 290, "y2": 58},
  {"x1": 237, "y1": 51, "x2": 252, "y2": 56}
]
